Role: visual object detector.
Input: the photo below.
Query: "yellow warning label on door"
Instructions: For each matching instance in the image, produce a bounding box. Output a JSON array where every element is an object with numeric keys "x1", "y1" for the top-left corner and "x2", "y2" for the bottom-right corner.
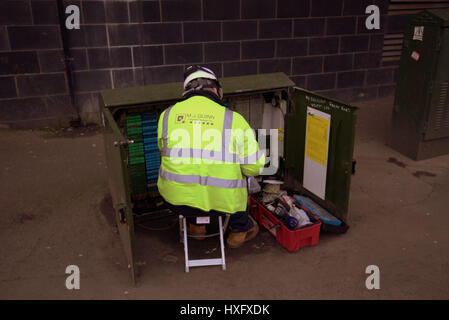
[{"x1": 305, "y1": 111, "x2": 330, "y2": 167}]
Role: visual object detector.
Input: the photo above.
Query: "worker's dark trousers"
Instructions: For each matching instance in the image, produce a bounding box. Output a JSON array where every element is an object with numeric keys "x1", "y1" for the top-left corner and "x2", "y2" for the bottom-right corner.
[{"x1": 167, "y1": 203, "x2": 254, "y2": 232}]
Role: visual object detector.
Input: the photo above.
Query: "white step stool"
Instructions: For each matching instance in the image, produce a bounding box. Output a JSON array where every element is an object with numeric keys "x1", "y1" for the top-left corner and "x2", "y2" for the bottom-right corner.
[{"x1": 179, "y1": 214, "x2": 230, "y2": 272}]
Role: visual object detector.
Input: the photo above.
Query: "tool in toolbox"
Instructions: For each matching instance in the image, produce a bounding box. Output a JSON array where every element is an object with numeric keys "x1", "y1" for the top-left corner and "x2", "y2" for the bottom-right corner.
[
  {"x1": 262, "y1": 179, "x2": 284, "y2": 194},
  {"x1": 270, "y1": 198, "x2": 296, "y2": 230},
  {"x1": 281, "y1": 195, "x2": 313, "y2": 229}
]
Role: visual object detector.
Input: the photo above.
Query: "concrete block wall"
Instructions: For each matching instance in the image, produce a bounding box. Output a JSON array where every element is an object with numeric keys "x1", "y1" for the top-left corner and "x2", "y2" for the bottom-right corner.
[
  {"x1": 1, "y1": 0, "x2": 403, "y2": 128},
  {"x1": 0, "y1": 0, "x2": 76, "y2": 128}
]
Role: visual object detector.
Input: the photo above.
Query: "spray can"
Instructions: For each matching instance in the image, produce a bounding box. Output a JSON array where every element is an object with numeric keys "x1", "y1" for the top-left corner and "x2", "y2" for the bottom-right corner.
[{"x1": 272, "y1": 198, "x2": 289, "y2": 219}]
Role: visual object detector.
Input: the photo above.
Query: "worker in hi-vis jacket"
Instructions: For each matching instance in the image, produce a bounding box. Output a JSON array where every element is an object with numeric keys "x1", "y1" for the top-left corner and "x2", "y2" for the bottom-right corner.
[{"x1": 157, "y1": 65, "x2": 265, "y2": 248}]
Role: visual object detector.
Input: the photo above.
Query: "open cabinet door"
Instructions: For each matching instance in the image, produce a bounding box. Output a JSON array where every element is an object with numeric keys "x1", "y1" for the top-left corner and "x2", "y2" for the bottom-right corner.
[
  {"x1": 103, "y1": 109, "x2": 136, "y2": 284},
  {"x1": 284, "y1": 88, "x2": 358, "y2": 222}
]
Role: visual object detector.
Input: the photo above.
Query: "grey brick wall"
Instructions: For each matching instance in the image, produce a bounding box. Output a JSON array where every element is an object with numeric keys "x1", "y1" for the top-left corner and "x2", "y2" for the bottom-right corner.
[
  {"x1": 1, "y1": 0, "x2": 402, "y2": 128},
  {"x1": 0, "y1": 0, "x2": 75, "y2": 128}
]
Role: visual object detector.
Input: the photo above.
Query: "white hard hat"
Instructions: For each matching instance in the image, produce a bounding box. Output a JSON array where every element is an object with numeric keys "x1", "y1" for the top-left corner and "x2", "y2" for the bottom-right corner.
[
  {"x1": 183, "y1": 65, "x2": 219, "y2": 89},
  {"x1": 183, "y1": 65, "x2": 222, "y2": 98}
]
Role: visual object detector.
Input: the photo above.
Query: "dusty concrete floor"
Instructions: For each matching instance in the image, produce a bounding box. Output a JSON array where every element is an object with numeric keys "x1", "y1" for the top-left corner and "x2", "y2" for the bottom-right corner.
[{"x1": 1, "y1": 96, "x2": 448, "y2": 300}]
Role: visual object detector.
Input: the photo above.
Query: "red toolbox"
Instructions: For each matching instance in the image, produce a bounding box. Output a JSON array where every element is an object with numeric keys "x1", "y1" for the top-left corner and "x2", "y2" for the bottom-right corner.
[{"x1": 249, "y1": 195, "x2": 321, "y2": 252}]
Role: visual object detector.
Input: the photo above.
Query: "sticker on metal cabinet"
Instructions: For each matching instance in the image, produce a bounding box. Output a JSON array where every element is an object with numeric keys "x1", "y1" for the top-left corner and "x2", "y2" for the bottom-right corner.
[
  {"x1": 413, "y1": 26, "x2": 424, "y2": 41},
  {"x1": 305, "y1": 110, "x2": 330, "y2": 167},
  {"x1": 411, "y1": 51, "x2": 420, "y2": 61}
]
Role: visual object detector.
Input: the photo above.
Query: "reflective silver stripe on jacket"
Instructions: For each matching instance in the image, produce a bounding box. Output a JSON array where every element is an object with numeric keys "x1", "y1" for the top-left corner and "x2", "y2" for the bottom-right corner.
[
  {"x1": 159, "y1": 168, "x2": 247, "y2": 189},
  {"x1": 161, "y1": 106, "x2": 173, "y2": 148}
]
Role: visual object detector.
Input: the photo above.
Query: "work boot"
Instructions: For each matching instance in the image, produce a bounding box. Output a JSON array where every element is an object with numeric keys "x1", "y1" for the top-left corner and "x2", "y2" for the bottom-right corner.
[
  {"x1": 187, "y1": 223, "x2": 206, "y2": 240},
  {"x1": 226, "y1": 215, "x2": 259, "y2": 248}
]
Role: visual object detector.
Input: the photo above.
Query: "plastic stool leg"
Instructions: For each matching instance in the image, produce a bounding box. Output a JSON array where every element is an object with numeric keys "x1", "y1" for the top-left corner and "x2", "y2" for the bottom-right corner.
[
  {"x1": 218, "y1": 216, "x2": 226, "y2": 271},
  {"x1": 223, "y1": 214, "x2": 230, "y2": 231},
  {"x1": 179, "y1": 215, "x2": 184, "y2": 244},
  {"x1": 182, "y1": 217, "x2": 190, "y2": 273}
]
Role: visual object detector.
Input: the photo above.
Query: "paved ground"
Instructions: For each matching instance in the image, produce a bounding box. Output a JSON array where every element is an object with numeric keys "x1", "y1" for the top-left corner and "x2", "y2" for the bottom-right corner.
[{"x1": 1, "y1": 96, "x2": 448, "y2": 300}]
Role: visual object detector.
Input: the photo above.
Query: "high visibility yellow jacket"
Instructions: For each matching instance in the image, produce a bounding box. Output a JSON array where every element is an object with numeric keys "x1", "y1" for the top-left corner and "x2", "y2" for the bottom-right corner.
[{"x1": 157, "y1": 91, "x2": 265, "y2": 214}]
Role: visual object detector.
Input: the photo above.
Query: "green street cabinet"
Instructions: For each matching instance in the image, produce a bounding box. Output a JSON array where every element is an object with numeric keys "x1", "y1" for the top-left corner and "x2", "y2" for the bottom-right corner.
[
  {"x1": 390, "y1": 8, "x2": 449, "y2": 160},
  {"x1": 100, "y1": 72, "x2": 358, "y2": 283}
]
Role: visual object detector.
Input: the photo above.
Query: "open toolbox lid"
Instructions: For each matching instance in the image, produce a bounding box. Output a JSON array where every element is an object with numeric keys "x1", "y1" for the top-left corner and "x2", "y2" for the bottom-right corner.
[
  {"x1": 284, "y1": 88, "x2": 358, "y2": 223},
  {"x1": 100, "y1": 72, "x2": 295, "y2": 113}
]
